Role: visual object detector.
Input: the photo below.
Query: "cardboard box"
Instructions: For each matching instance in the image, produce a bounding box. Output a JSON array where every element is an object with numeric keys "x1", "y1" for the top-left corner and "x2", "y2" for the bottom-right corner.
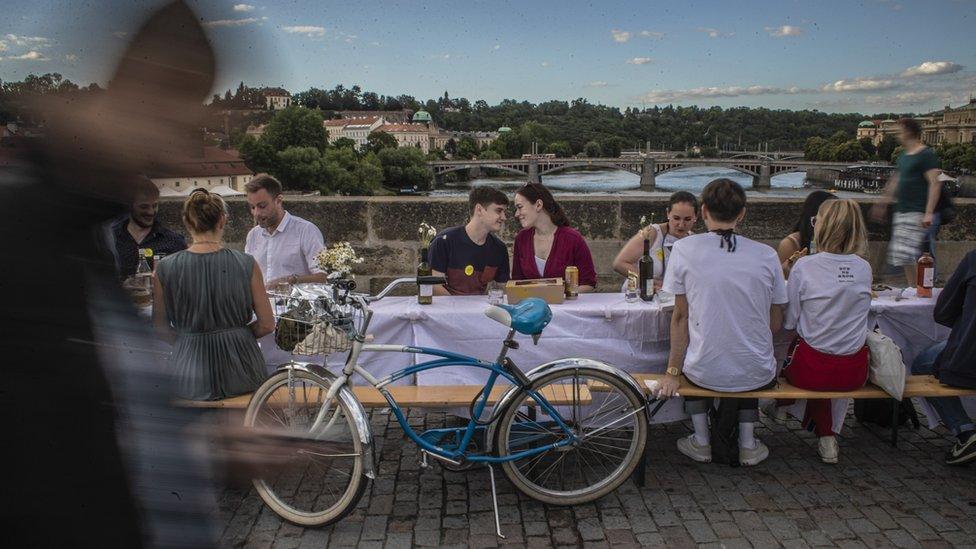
[{"x1": 505, "y1": 278, "x2": 566, "y2": 305}]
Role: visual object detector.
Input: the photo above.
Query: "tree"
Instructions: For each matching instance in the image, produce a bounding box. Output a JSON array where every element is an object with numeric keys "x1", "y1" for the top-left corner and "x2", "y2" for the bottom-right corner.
[
  {"x1": 456, "y1": 136, "x2": 479, "y2": 159},
  {"x1": 478, "y1": 150, "x2": 502, "y2": 160},
  {"x1": 332, "y1": 137, "x2": 357, "y2": 150},
  {"x1": 829, "y1": 130, "x2": 850, "y2": 146},
  {"x1": 832, "y1": 140, "x2": 870, "y2": 162},
  {"x1": 444, "y1": 138, "x2": 458, "y2": 156},
  {"x1": 319, "y1": 147, "x2": 383, "y2": 195},
  {"x1": 583, "y1": 141, "x2": 603, "y2": 158},
  {"x1": 377, "y1": 146, "x2": 433, "y2": 190},
  {"x1": 804, "y1": 136, "x2": 829, "y2": 161},
  {"x1": 275, "y1": 146, "x2": 324, "y2": 190},
  {"x1": 238, "y1": 135, "x2": 277, "y2": 174},
  {"x1": 366, "y1": 130, "x2": 398, "y2": 153},
  {"x1": 600, "y1": 136, "x2": 627, "y2": 158},
  {"x1": 261, "y1": 106, "x2": 327, "y2": 153},
  {"x1": 490, "y1": 131, "x2": 522, "y2": 157},
  {"x1": 858, "y1": 137, "x2": 876, "y2": 158},
  {"x1": 877, "y1": 135, "x2": 898, "y2": 163},
  {"x1": 547, "y1": 141, "x2": 572, "y2": 158}
]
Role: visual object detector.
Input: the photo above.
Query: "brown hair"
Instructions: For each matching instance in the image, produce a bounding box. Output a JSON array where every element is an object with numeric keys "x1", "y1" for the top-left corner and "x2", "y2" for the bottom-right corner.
[
  {"x1": 515, "y1": 182, "x2": 570, "y2": 227},
  {"x1": 700, "y1": 178, "x2": 746, "y2": 222},
  {"x1": 468, "y1": 185, "x2": 509, "y2": 214},
  {"x1": 132, "y1": 176, "x2": 160, "y2": 202},
  {"x1": 897, "y1": 118, "x2": 922, "y2": 139},
  {"x1": 813, "y1": 199, "x2": 867, "y2": 256},
  {"x1": 182, "y1": 188, "x2": 227, "y2": 233},
  {"x1": 244, "y1": 173, "x2": 283, "y2": 196}
]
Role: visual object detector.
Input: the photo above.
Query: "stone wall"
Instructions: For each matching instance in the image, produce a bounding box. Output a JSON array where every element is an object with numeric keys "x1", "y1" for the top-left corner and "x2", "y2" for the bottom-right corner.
[{"x1": 157, "y1": 195, "x2": 976, "y2": 294}]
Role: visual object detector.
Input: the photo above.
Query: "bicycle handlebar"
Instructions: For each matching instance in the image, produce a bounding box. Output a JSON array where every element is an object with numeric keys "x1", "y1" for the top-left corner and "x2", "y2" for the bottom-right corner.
[{"x1": 358, "y1": 275, "x2": 447, "y2": 304}]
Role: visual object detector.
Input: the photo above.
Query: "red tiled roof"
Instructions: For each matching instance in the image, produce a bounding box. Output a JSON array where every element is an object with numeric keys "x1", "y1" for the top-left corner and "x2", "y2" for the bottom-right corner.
[
  {"x1": 146, "y1": 147, "x2": 253, "y2": 178},
  {"x1": 324, "y1": 119, "x2": 350, "y2": 127}
]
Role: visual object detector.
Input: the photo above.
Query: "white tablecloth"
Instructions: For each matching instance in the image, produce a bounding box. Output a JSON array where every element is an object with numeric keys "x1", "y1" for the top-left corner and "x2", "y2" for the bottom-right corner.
[{"x1": 282, "y1": 291, "x2": 949, "y2": 426}]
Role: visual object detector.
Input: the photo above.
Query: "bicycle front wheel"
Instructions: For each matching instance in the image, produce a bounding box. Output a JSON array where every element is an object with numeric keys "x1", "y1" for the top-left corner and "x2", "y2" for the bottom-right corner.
[
  {"x1": 244, "y1": 369, "x2": 369, "y2": 527},
  {"x1": 495, "y1": 367, "x2": 647, "y2": 505}
]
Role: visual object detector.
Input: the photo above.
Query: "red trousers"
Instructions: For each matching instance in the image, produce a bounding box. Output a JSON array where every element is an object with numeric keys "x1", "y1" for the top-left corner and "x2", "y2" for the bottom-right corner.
[{"x1": 783, "y1": 338, "x2": 869, "y2": 436}]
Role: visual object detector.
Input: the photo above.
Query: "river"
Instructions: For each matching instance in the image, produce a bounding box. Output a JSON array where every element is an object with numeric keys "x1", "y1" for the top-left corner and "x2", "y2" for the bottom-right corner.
[{"x1": 431, "y1": 167, "x2": 860, "y2": 198}]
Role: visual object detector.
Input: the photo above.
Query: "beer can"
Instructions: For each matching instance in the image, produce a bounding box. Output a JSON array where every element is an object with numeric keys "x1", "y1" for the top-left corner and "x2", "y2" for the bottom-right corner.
[{"x1": 564, "y1": 266, "x2": 579, "y2": 300}]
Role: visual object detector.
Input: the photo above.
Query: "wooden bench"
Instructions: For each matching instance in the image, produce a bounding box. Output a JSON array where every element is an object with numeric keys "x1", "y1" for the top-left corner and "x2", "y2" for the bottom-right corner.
[
  {"x1": 623, "y1": 374, "x2": 976, "y2": 486},
  {"x1": 176, "y1": 383, "x2": 591, "y2": 409}
]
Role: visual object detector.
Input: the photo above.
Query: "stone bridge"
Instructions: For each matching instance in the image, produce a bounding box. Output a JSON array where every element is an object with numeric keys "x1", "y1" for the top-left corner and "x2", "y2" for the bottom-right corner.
[{"x1": 428, "y1": 157, "x2": 852, "y2": 189}]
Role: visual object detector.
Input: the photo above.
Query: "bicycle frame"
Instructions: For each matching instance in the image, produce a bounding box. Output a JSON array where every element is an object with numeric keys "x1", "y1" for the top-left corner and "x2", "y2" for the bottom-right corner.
[{"x1": 322, "y1": 341, "x2": 579, "y2": 464}]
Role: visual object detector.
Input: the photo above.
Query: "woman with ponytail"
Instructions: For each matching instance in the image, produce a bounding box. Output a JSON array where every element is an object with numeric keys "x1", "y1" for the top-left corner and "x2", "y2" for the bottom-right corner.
[
  {"x1": 153, "y1": 189, "x2": 275, "y2": 400},
  {"x1": 511, "y1": 182, "x2": 597, "y2": 291}
]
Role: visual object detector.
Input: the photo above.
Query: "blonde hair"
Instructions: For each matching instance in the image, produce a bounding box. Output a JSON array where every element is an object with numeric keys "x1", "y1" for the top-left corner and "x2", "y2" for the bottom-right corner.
[
  {"x1": 182, "y1": 188, "x2": 227, "y2": 234},
  {"x1": 813, "y1": 199, "x2": 867, "y2": 256}
]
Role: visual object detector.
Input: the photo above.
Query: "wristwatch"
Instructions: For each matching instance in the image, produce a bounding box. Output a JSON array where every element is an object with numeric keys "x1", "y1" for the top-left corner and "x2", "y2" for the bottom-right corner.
[{"x1": 666, "y1": 366, "x2": 681, "y2": 377}]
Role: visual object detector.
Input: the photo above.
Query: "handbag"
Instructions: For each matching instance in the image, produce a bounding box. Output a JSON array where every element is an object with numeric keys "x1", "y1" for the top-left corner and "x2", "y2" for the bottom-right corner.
[{"x1": 864, "y1": 330, "x2": 906, "y2": 401}]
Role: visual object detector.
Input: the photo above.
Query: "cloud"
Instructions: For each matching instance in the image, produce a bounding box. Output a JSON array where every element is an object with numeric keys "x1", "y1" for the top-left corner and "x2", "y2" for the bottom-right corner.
[
  {"x1": 822, "y1": 78, "x2": 898, "y2": 92},
  {"x1": 765, "y1": 25, "x2": 802, "y2": 37},
  {"x1": 540, "y1": 61, "x2": 550, "y2": 67},
  {"x1": 611, "y1": 29, "x2": 631, "y2": 43},
  {"x1": 638, "y1": 85, "x2": 803, "y2": 104},
  {"x1": 0, "y1": 40, "x2": 6, "y2": 53},
  {"x1": 626, "y1": 57, "x2": 653, "y2": 65},
  {"x1": 492, "y1": 44, "x2": 501, "y2": 51},
  {"x1": 233, "y1": 3, "x2": 255, "y2": 11},
  {"x1": 4, "y1": 34, "x2": 49, "y2": 48},
  {"x1": 282, "y1": 25, "x2": 325, "y2": 36},
  {"x1": 697, "y1": 27, "x2": 734, "y2": 38},
  {"x1": 864, "y1": 91, "x2": 956, "y2": 108},
  {"x1": 585, "y1": 81, "x2": 609, "y2": 88},
  {"x1": 901, "y1": 61, "x2": 964, "y2": 77},
  {"x1": 1, "y1": 50, "x2": 47, "y2": 61},
  {"x1": 204, "y1": 17, "x2": 260, "y2": 27},
  {"x1": 640, "y1": 30, "x2": 665, "y2": 39},
  {"x1": 370, "y1": 41, "x2": 381, "y2": 46},
  {"x1": 65, "y1": 53, "x2": 77, "y2": 61}
]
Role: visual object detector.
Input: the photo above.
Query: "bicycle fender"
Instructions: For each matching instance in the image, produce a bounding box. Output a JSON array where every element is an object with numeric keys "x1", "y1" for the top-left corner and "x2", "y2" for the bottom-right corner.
[
  {"x1": 484, "y1": 357, "x2": 646, "y2": 452},
  {"x1": 275, "y1": 362, "x2": 376, "y2": 479}
]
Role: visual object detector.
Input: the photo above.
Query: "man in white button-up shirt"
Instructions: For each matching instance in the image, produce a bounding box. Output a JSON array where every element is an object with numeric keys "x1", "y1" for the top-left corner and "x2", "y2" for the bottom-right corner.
[{"x1": 244, "y1": 174, "x2": 327, "y2": 287}]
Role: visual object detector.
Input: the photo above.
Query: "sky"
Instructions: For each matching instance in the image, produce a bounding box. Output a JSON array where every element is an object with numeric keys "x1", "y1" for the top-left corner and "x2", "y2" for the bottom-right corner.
[{"x1": 1, "y1": 0, "x2": 974, "y2": 114}]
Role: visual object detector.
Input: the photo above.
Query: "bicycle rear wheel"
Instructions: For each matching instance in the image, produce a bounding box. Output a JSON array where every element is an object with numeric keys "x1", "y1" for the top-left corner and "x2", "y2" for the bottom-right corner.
[
  {"x1": 495, "y1": 367, "x2": 647, "y2": 505},
  {"x1": 244, "y1": 369, "x2": 369, "y2": 526}
]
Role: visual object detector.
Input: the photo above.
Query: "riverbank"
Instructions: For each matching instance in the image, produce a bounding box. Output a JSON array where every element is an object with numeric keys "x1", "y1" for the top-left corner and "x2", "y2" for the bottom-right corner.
[{"x1": 157, "y1": 195, "x2": 976, "y2": 294}]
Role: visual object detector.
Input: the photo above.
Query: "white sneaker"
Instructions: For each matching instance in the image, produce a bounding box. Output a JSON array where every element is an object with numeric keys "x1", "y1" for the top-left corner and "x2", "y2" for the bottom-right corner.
[
  {"x1": 677, "y1": 435, "x2": 712, "y2": 463},
  {"x1": 818, "y1": 436, "x2": 839, "y2": 464},
  {"x1": 739, "y1": 439, "x2": 769, "y2": 466}
]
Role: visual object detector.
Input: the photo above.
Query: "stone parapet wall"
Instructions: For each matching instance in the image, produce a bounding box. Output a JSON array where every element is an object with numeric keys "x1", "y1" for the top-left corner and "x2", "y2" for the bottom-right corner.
[{"x1": 157, "y1": 195, "x2": 976, "y2": 293}]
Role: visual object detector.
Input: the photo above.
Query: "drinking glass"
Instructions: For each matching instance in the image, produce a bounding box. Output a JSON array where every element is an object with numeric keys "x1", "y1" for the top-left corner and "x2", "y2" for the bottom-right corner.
[{"x1": 487, "y1": 281, "x2": 505, "y2": 305}]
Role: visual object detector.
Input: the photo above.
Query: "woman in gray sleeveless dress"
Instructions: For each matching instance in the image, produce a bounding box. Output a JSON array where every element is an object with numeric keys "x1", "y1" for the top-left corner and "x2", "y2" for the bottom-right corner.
[{"x1": 153, "y1": 189, "x2": 275, "y2": 400}]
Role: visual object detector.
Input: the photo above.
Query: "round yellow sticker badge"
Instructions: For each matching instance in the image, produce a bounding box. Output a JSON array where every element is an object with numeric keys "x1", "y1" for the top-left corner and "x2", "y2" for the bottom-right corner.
[{"x1": 464, "y1": 265, "x2": 475, "y2": 276}]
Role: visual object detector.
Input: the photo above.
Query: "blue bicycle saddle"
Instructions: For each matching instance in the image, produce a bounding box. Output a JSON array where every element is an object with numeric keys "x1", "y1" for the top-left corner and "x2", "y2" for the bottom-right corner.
[{"x1": 484, "y1": 297, "x2": 553, "y2": 335}]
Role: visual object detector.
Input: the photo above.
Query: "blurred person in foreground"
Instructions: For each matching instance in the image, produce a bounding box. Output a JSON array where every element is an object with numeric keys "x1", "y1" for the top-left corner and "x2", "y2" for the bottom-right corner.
[
  {"x1": 0, "y1": 2, "x2": 278, "y2": 546},
  {"x1": 870, "y1": 118, "x2": 943, "y2": 286}
]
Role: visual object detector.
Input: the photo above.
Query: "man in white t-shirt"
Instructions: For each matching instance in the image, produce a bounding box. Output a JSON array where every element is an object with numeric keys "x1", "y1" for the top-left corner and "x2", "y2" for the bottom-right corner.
[
  {"x1": 244, "y1": 174, "x2": 328, "y2": 288},
  {"x1": 657, "y1": 178, "x2": 788, "y2": 466}
]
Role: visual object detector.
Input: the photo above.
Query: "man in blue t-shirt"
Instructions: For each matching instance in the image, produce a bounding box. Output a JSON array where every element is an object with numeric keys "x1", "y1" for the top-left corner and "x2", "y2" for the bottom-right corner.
[{"x1": 429, "y1": 187, "x2": 510, "y2": 295}]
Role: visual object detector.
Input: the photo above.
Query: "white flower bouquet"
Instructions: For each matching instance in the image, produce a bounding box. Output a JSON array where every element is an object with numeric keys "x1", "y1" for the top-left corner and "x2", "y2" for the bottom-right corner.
[{"x1": 315, "y1": 242, "x2": 364, "y2": 278}]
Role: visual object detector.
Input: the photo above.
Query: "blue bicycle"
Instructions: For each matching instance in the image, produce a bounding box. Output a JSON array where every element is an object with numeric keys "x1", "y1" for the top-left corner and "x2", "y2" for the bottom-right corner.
[{"x1": 245, "y1": 277, "x2": 648, "y2": 534}]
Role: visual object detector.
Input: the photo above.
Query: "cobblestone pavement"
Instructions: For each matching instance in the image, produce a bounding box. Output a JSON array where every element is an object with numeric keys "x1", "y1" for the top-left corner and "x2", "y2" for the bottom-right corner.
[{"x1": 219, "y1": 408, "x2": 976, "y2": 548}]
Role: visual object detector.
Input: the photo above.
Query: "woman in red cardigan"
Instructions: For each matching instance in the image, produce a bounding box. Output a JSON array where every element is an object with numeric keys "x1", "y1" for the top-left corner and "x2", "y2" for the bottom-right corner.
[{"x1": 511, "y1": 182, "x2": 597, "y2": 292}]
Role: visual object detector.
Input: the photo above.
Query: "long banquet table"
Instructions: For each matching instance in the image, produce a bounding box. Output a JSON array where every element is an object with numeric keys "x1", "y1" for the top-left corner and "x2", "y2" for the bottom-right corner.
[{"x1": 260, "y1": 289, "x2": 957, "y2": 426}]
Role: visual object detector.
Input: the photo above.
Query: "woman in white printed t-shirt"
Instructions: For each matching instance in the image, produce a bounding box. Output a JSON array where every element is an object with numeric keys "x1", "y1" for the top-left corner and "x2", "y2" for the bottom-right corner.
[
  {"x1": 613, "y1": 191, "x2": 698, "y2": 291},
  {"x1": 782, "y1": 199, "x2": 872, "y2": 464}
]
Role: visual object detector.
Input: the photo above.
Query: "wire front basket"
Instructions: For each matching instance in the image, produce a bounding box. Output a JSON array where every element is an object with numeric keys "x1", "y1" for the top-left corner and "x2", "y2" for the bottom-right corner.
[{"x1": 269, "y1": 283, "x2": 364, "y2": 355}]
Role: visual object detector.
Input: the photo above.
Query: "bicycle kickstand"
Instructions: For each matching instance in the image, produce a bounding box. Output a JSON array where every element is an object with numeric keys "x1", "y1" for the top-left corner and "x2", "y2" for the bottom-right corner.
[{"x1": 486, "y1": 464, "x2": 506, "y2": 539}]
